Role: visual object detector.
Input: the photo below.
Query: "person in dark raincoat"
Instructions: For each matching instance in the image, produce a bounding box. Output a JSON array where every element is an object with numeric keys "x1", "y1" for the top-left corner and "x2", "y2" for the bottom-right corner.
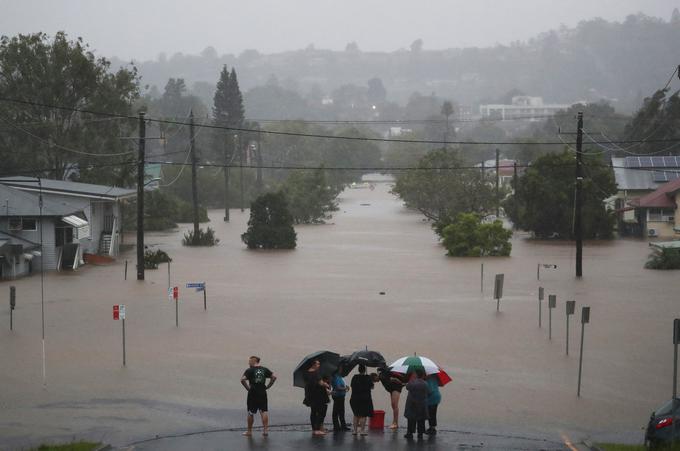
[{"x1": 403, "y1": 368, "x2": 429, "y2": 439}]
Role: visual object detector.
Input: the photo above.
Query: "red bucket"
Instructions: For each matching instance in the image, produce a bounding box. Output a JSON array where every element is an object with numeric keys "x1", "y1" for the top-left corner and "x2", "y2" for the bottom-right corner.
[{"x1": 369, "y1": 410, "x2": 385, "y2": 430}]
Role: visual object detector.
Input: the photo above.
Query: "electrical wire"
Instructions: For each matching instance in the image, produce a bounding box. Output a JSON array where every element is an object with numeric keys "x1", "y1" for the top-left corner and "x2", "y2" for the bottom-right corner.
[
  {"x1": 1, "y1": 95, "x2": 679, "y2": 146},
  {"x1": 0, "y1": 114, "x2": 135, "y2": 157}
]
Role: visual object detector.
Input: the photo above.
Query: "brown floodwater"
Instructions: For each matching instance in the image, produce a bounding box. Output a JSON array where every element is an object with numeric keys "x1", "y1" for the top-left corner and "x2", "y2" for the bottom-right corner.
[{"x1": 0, "y1": 181, "x2": 677, "y2": 447}]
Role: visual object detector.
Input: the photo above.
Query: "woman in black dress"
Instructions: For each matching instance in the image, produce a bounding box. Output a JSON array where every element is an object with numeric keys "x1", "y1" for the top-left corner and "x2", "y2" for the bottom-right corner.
[{"x1": 349, "y1": 364, "x2": 374, "y2": 436}]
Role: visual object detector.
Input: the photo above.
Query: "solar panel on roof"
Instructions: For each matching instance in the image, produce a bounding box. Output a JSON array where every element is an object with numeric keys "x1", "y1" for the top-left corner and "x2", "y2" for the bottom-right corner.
[
  {"x1": 652, "y1": 171, "x2": 680, "y2": 183},
  {"x1": 651, "y1": 156, "x2": 665, "y2": 167},
  {"x1": 625, "y1": 156, "x2": 640, "y2": 168},
  {"x1": 640, "y1": 156, "x2": 653, "y2": 167}
]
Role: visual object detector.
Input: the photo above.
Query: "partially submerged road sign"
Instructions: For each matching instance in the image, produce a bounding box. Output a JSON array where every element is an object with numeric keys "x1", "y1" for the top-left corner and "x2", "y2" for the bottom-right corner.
[{"x1": 113, "y1": 305, "x2": 126, "y2": 320}]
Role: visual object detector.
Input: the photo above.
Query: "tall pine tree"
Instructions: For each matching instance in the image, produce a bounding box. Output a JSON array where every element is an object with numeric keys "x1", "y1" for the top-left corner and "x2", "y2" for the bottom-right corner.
[{"x1": 213, "y1": 66, "x2": 245, "y2": 221}]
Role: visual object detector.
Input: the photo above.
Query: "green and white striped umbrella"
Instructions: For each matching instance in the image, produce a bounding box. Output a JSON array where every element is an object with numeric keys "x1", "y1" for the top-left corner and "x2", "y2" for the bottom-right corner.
[{"x1": 388, "y1": 355, "x2": 452, "y2": 386}]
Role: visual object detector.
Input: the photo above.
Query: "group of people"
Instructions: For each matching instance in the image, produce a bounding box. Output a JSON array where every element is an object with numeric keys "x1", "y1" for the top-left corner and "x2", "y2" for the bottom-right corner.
[{"x1": 239, "y1": 356, "x2": 443, "y2": 440}]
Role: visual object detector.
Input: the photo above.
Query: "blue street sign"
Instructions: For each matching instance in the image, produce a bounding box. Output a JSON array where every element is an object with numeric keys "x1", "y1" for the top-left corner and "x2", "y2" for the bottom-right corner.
[{"x1": 186, "y1": 282, "x2": 205, "y2": 292}]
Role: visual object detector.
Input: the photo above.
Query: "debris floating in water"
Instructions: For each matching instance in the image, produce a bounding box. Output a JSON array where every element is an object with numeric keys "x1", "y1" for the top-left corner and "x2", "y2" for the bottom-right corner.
[{"x1": 379, "y1": 291, "x2": 386, "y2": 295}]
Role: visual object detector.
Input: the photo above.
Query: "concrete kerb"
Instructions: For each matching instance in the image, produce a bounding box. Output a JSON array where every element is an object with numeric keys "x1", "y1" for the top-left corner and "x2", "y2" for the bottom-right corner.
[{"x1": 116, "y1": 423, "x2": 567, "y2": 450}]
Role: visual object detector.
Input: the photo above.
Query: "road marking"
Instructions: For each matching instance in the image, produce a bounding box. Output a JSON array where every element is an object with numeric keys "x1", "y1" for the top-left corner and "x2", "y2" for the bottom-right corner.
[{"x1": 561, "y1": 433, "x2": 579, "y2": 451}]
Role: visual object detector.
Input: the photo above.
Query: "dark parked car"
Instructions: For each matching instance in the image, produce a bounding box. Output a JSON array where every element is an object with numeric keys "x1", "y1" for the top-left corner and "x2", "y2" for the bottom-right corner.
[{"x1": 645, "y1": 398, "x2": 679, "y2": 448}]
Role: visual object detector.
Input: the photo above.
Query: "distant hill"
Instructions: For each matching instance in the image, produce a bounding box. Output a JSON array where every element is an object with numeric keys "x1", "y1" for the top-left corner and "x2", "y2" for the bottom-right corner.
[{"x1": 113, "y1": 12, "x2": 680, "y2": 113}]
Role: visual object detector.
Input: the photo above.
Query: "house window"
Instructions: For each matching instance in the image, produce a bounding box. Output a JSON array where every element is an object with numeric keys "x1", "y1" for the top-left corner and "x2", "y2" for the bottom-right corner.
[
  {"x1": 21, "y1": 218, "x2": 37, "y2": 231},
  {"x1": 648, "y1": 208, "x2": 675, "y2": 222},
  {"x1": 8, "y1": 218, "x2": 21, "y2": 231},
  {"x1": 8, "y1": 218, "x2": 38, "y2": 231}
]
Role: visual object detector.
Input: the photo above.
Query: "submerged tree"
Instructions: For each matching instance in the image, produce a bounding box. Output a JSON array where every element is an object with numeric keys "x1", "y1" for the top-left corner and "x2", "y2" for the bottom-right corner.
[
  {"x1": 504, "y1": 150, "x2": 616, "y2": 239},
  {"x1": 391, "y1": 148, "x2": 495, "y2": 234},
  {"x1": 241, "y1": 192, "x2": 297, "y2": 249},
  {"x1": 442, "y1": 213, "x2": 512, "y2": 257},
  {"x1": 282, "y1": 168, "x2": 339, "y2": 224}
]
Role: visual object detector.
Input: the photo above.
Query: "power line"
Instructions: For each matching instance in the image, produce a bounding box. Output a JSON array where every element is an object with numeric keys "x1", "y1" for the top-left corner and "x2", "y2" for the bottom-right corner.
[
  {"x1": 1, "y1": 96, "x2": 679, "y2": 146},
  {"x1": 0, "y1": 114, "x2": 135, "y2": 157}
]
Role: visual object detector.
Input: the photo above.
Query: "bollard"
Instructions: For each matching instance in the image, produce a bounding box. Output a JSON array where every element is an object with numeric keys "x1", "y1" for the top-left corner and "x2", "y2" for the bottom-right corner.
[{"x1": 538, "y1": 287, "x2": 544, "y2": 328}]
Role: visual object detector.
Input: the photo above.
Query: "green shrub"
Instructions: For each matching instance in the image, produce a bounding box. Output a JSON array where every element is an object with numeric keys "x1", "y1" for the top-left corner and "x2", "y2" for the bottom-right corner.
[
  {"x1": 645, "y1": 247, "x2": 680, "y2": 270},
  {"x1": 144, "y1": 249, "x2": 172, "y2": 269},
  {"x1": 242, "y1": 192, "x2": 297, "y2": 249},
  {"x1": 442, "y1": 213, "x2": 512, "y2": 257},
  {"x1": 183, "y1": 227, "x2": 219, "y2": 246}
]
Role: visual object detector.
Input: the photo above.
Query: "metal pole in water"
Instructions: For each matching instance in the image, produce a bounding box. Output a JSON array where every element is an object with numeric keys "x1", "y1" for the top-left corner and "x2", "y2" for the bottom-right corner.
[
  {"x1": 122, "y1": 318, "x2": 126, "y2": 367},
  {"x1": 480, "y1": 263, "x2": 484, "y2": 293}
]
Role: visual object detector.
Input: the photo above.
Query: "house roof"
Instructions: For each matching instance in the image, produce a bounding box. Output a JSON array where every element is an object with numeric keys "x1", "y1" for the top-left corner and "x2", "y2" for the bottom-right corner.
[
  {"x1": 0, "y1": 184, "x2": 82, "y2": 217},
  {"x1": 629, "y1": 177, "x2": 680, "y2": 209},
  {"x1": 611, "y1": 157, "x2": 661, "y2": 191},
  {"x1": 0, "y1": 176, "x2": 136, "y2": 200}
]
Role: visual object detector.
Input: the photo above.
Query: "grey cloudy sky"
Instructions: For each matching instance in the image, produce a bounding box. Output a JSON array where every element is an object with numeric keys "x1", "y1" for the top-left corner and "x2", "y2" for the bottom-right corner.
[{"x1": 0, "y1": 0, "x2": 677, "y2": 61}]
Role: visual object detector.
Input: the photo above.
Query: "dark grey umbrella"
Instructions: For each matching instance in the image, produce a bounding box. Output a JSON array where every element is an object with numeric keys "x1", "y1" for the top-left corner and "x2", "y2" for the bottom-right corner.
[
  {"x1": 339, "y1": 349, "x2": 387, "y2": 376},
  {"x1": 293, "y1": 350, "x2": 340, "y2": 388}
]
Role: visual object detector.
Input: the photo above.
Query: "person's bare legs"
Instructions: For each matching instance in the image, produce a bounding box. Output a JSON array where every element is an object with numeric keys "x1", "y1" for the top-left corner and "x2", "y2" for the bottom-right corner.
[
  {"x1": 243, "y1": 414, "x2": 254, "y2": 436},
  {"x1": 359, "y1": 417, "x2": 368, "y2": 435},
  {"x1": 352, "y1": 416, "x2": 359, "y2": 435},
  {"x1": 261, "y1": 412, "x2": 269, "y2": 436},
  {"x1": 390, "y1": 391, "x2": 400, "y2": 428}
]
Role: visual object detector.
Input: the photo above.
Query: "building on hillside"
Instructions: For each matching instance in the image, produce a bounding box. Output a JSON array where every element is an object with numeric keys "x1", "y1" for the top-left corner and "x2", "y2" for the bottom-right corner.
[
  {"x1": 0, "y1": 178, "x2": 135, "y2": 279},
  {"x1": 479, "y1": 96, "x2": 574, "y2": 120},
  {"x1": 611, "y1": 156, "x2": 680, "y2": 236},
  {"x1": 625, "y1": 177, "x2": 680, "y2": 239}
]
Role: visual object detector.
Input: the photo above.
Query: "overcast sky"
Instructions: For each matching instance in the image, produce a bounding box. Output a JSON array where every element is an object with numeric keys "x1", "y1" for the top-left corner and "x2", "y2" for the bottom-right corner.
[{"x1": 0, "y1": 0, "x2": 677, "y2": 61}]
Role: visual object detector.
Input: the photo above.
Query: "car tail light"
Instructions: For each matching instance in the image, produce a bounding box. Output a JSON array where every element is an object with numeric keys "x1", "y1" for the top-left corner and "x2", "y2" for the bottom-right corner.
[{"x1": 656, "y1": 418, "x2": 673, "y2": 429}]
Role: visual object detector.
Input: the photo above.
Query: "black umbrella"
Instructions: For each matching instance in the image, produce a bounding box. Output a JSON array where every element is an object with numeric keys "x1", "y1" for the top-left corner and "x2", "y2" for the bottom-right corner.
[
  {"x1": 339, "y1": 349, "x2": 387, "y2": 376},
  {"x1": 293, "y1": 350, "x2": 340, "y2": 388}
]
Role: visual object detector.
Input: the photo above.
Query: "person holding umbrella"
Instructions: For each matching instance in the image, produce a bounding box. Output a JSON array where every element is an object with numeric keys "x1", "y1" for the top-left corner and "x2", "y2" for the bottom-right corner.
[
  {"x1": 350, "y1": 364, "x2": 374, "y2": 436},
  {"x1": 403, "y1": 369, "x2": 429, "y2": 439},
  {"x1": 304, "y1": 360, "x2": 331, "y2": 436},
  {"x1": 240, "y1": 356, "x2": 277, "y2": 437}
]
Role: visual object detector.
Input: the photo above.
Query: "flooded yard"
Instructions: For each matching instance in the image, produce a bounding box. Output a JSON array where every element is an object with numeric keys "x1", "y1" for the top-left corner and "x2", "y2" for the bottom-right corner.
[{"x1": 0, "y1": 182, "x2": 676, "y2": 447}]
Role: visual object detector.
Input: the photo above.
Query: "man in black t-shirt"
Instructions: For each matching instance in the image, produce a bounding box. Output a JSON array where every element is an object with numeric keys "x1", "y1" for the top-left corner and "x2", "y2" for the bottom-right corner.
[{"x1": 241, "y1": 355, "x2": 277, "y2": 436}]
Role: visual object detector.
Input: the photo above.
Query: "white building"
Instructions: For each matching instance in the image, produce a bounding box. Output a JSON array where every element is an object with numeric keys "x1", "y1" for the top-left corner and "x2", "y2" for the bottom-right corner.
[{"x1": 479, "y1": 96, "x2": 575, "y2": 120}]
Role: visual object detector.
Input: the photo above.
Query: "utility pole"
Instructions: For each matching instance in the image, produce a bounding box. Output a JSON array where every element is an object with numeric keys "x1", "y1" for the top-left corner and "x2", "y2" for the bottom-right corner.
[
  {"x1": 136, "y1": 112, "x2": 145, "y2": 281},
  {"x1": 239, "y1": 134, "x2": 244, "y2": 212},
  {"x1": 256, "y1": 128, "x2": 263, "y2": 193},
  {"x1": 512, "y1": 160, "x2": 518, "y2": 229},
  {"x1": 223, "y1": 134, "x2": 230, "y2": 222},
  {"x1": 495, "y1": 148, "x2": 500, "y2": 218},
  {"x1": 189, "y1": 110, "x2": 199, "y2": 242},
  {"x1": 575, "y1": 112, "x2": 584, "y2": 278}
]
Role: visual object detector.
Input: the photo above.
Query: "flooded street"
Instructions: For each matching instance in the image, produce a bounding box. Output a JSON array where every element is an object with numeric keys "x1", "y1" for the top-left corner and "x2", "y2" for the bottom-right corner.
[{"x1": 1, "y1": 182, "x2": 676, "y2": 448}]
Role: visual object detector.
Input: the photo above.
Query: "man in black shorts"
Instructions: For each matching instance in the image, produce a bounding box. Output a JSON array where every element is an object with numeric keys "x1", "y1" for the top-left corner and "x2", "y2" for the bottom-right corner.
[{"x1": 241, "y1": 356, "x2": 276, "y2": 436}]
